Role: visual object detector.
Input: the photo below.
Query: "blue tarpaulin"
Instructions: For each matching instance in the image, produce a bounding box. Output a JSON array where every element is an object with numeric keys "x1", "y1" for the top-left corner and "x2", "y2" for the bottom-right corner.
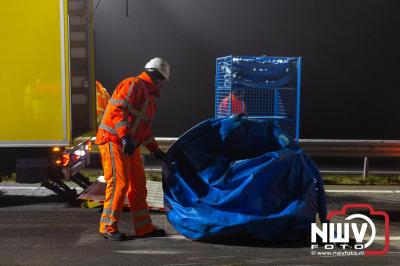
[{"x1": 162, "y1": 116, "x2": 327, "y2": 240}]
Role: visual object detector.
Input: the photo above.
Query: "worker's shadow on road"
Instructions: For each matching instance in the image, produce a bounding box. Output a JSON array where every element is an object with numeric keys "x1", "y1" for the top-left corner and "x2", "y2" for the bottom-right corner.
[
  {"x1": 198, "y1": 234, "x2": 310, "y2": 248},
  {"x1": 0, "y1": 194, "x2": 64, "y2": 208}
]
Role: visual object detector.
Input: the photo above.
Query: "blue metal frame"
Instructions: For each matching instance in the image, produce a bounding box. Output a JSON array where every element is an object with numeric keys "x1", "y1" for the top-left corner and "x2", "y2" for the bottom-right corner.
[
  {"x1": 296, "y1": 57, "x2": 302, "y2": 141},
  {"x1": 215, "y1": 55, "x2": 301, "y2": 141}
]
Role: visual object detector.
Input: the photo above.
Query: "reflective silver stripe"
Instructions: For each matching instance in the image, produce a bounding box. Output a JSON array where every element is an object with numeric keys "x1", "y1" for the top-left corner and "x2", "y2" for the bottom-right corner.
[
  {"x1": 99, "y1": 123, "x2": 117, "y2": 134},
  {"x1": 134, "y1": 218, "x2": 152, "y2": 229},
  {"x1": 100, "y1": 217, "x2": 110, "y2": 223},
  {"x1": 130, "y1": 99, "x2": 149, "y2": 135},
  {"x1": 111, "y1": 97, "x2": 149, "y2": 123},
  {"x1": 128, "y1": 105, "x2": 149, "y2": 123},
  {"x1": 100, "y1": 217, "x2": 118, "y2": 226},
  {"x1": 110, "y1": 95, "x2": 149, "y2": 125},
  {"x1": 102, "y1": 209, "x2": 112, "y2": 215},
  {"x1": 141, "y1": 137, "x2": 155, "y2": 147},
  {"x1": 102, "y1": 208, "x2": 121, "y2": 217},
  {"x1": 115, "y1": 120, "x2": 129, "y2": 129},
  {"x1": 109, "y1": 98, "x2": 127, "y2": 106},
  {"x1": 132, "y1": 209, "x2": 149, "y2": 218},
  {"x1": 109, "y1": 142, "x2": 117, "y2": 211},
  {"x1": 125, "y1": 83, "x2": 135, "y2": 102}
]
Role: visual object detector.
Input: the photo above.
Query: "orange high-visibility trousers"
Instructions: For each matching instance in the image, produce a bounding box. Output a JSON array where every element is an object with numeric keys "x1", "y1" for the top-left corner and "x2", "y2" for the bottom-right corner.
[{"x1": 99, "y1": 142, "x2": 155, "y2": 236}]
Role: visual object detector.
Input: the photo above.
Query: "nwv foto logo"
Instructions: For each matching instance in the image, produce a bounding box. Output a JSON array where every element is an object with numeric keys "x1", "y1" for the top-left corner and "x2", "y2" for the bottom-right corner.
[{"x1": 311, "y1": 204, "x2": 390, "y2": 256}]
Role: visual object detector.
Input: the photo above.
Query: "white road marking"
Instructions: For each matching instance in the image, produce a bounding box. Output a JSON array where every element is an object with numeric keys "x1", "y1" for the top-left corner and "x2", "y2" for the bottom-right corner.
[
  {"x1": 165, "y1": 235, "x2": 187, "y2": 240},
  {"x1": 246, "y1": 260, "x2": 270, "y2": 264},
  {"x1": 162, "y1": 263, "x2": 202, "y2": 266},
  {"x1": 76, "y1": 231, "x2": 100, "y2": 245},
  {"x1": 205, "y1": 256, "x2": 235, "y2": 259},
  {"x1": 326, "y1": 190, "x2": 400, "y2": 193},
  {"x1": 0, "y1": 186, "x2": 83, "y2": 191},
  {"x1": 187, "y1": 255, "x2": 235, "y2": 260},
  {"x1": 114, "y1": 250, "x2": 184, "y2": 255}
]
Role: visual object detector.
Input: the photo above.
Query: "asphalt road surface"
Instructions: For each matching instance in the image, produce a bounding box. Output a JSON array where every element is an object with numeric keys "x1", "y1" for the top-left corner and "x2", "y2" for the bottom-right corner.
[{"x1": 0, "y1": 183, "x2": 399, "y2": 266}]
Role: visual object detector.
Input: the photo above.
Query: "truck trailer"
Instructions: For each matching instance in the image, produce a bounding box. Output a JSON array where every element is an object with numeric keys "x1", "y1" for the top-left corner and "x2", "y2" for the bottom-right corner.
[{"x1": 0, "y1": 0, "x2": 96, "y2": 202}]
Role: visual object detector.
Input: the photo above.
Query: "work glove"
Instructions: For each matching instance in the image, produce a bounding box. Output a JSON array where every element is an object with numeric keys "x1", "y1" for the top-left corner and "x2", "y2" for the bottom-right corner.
[
  {"x1": 121, "y1": 135, "x2": 136, "y2": 155},
  {"x1": 154, "y1": 149, "x2": 177, "y2": 174},
  {"x1": 153, "y1": 148, "x2": 170, "y2": 163}
]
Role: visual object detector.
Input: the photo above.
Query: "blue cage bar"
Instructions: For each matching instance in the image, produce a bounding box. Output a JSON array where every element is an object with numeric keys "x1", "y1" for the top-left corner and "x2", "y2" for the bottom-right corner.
[{"x1": 215, "y1": 55, "x2": 301, "y2": 141}]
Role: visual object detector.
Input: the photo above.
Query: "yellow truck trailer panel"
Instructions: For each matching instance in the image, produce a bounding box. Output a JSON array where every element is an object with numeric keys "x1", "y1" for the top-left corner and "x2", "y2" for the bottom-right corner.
[{"x1": 0, "y1": 0, "x2": 70, "y2": 146}]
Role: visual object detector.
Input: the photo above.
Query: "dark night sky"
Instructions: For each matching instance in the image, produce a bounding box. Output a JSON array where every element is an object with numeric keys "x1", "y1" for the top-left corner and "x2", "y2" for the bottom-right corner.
[{"x1": 94, "y1": 0, "x2": 400, "y2": 139}]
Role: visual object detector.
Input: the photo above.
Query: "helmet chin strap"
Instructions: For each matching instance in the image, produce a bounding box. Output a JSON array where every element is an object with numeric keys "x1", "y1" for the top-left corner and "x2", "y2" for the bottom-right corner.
[{"x1": 145, "y1": 69, "x2": 165, "y2": 82}]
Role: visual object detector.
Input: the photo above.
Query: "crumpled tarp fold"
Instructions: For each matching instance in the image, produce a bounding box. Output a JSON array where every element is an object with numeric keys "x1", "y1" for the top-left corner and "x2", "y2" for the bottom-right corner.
[{"x1": 162, "y1": 116, "x2": 327, "y2": 240}]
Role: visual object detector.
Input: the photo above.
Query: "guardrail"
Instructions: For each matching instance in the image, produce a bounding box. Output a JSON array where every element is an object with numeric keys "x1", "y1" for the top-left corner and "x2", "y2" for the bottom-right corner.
[
  {"x1": 299, "y1": 139, "x2": 400, "y2": 157},
  {"x1": 157, "y1": 138, "x2": 400, "y2": 156},
  {"x1": 156, "y1": 138, "x2": 400, "y2": 177},
  {"x1": 89, "y1": 137, "x2": 400, "y2": 177}
]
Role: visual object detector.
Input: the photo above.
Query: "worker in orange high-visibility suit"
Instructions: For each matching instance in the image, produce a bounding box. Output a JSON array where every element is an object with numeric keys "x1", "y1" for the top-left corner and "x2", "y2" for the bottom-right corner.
[
  {"x1": 219, "y1": 90, "x2": 246, "y2": 115},
  {"x1": 96, "y1": 58, "x2": 171, "y2": 241},
  {"x1": 96, "y1": 80, "x2": 111, "y2": 126}
]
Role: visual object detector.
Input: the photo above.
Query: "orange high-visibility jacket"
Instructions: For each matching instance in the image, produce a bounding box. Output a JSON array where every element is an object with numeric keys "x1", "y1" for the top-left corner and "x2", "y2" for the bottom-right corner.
[
  {"x1": 95, "y1": 72, "x2": 159, "y2": 153},
  {"x1": 96, "y1": 81, "x2": 111, "y2": 125},
  {"x1": 219, "y1": 94, "x2": 246, "y2": 115}
]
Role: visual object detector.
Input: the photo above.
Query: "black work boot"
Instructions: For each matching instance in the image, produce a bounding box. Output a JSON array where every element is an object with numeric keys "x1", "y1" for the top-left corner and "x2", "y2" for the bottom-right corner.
[
  {"x1": 101, "y1": 231, "x2": 126, "y2": 241},
  {"x1": 138, "y1": 228, "x2": 166, "y2": 238}
]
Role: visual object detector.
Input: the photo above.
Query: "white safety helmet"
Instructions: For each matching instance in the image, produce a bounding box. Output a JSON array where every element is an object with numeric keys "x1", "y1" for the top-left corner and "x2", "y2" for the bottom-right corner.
[{"x1": 144, "y1": 57, "x2": 170, "y2": 81}]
